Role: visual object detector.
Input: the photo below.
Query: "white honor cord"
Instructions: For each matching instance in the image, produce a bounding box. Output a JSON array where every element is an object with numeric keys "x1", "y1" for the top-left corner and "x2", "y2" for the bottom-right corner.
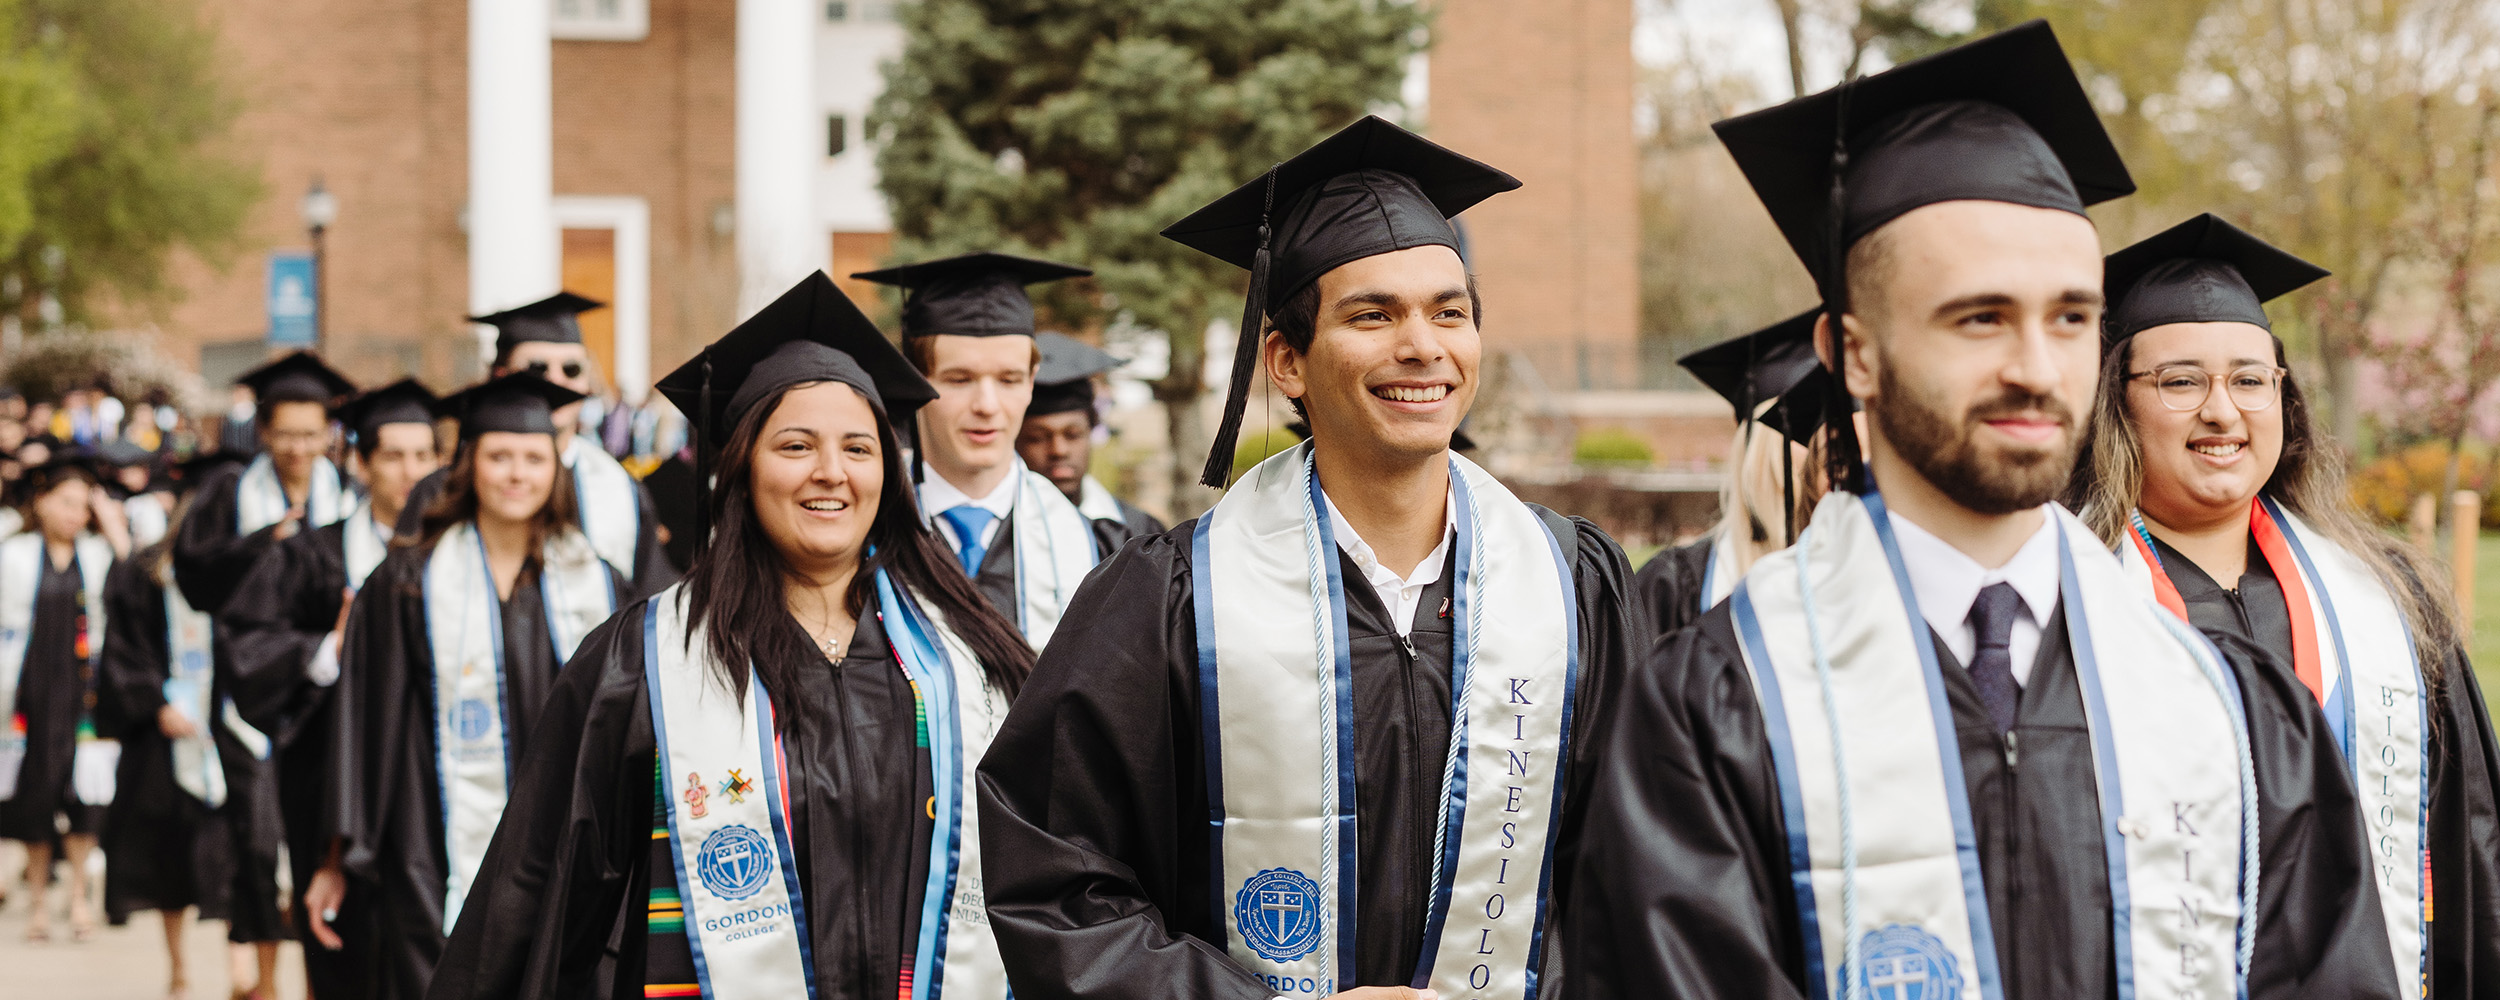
[
  {"x1": 1422, "y1": 466, "x2": 1487, "y2": 920},
  {"x1": 2151, "y1": 611, "x2": 2262, "y2": 979},
  {"x1": 1296, "y1": 450, "x2": 1342, "y2": 991},
  {"x1": 1794, "y1": 524, "x2": 1863, "y2": 1000}
]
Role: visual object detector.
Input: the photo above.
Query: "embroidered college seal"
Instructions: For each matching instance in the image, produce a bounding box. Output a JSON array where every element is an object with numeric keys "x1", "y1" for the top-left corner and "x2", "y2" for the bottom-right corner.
[
  {"x1": 695, "y1": 823, "x2": 775, "y2": 902},
  {"x1": 455, "y1": 697, "x2": 493, "y2": 742},
  {"x1": 1234, "y1": 867, "x2": 1324, "y2": 962},
  {"x1": 1859, "y1": 923, "x2": 1963, "y2": 1000}
]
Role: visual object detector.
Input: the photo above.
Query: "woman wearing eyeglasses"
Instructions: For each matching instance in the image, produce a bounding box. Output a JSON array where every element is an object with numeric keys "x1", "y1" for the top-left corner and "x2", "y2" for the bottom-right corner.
[{"x1": 2070, "y1": 215, "x2": 2500, "y2": 1000}]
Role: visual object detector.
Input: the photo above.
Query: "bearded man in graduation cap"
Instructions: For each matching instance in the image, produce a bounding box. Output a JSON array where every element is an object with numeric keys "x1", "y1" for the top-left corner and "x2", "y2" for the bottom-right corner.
[
  {"x1": 855, "y1": 253, "x2": 1123, "y2": 650},
  {"x1": 399, "y1": 292, "x2": 677, "y2": 601},
  {"x1": 1562, "y1": 22, "x2": 2399, "y2": 1000},
  {"x1": 976, "y1": 116, "x2": 1637, "y2": 1000}
]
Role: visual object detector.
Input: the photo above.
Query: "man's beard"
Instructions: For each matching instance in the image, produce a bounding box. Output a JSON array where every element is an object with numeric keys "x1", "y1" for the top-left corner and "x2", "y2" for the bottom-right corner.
[{"x1": 1871, "y1": 350, "x2": 2077, "y2": 515}]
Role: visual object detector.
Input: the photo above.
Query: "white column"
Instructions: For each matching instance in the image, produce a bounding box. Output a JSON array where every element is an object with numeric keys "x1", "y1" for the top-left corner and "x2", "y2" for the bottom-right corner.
[
  {"x1": 736, "y1": 0, "x2": 825, "y2": 318},
  {"x1": 469, "y1": 0, "x2": 558, "y2": 356}
]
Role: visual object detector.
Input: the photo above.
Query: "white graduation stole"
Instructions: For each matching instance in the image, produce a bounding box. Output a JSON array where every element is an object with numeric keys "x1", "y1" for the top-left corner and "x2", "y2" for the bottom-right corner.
[
  {"x1": 163, "y1": 580, "x2": 228, "y2": 807},
  {"x1": 236, "y1": 454, "x2": 345, "y2": 533},
  {"x1": 567, "y1": 435, "x2": 643, "y2": 577},
  {"x1": 344, "y1": 499, "x2": 390, "y2": 591},
  {"x1": 643, "y1": 571, "x2": 1012, "y2": 1000},
  {"x1": 0, "y1": 532, "x2": 112, "y2": 801},
  {"x1": 1006, "y1": 463, "x2": 1099, "y2": 650},
  {"x1": 424, "y1": 521, "x2": 615, "y2": 933},
  {"x1": 1194, "y1": 443, "x2": 1577, "y2": 1000},
  {"x1": 2116, "y1": 499, "x2": 2428, "y2": 998},
  {"x1": 1697, "y1": 529, "x2": 1741, "y2": 617},
  {"x1": 1075, "y1": 475, "x2": 1124, "y2": 524},
  {"x1": 1731, "y1": 492, "x2": 2255, "y2": 1000}
]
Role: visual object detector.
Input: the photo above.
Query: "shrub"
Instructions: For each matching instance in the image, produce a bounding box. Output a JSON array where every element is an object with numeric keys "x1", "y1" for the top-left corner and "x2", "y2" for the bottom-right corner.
[{"x1": 1574, "y1": 428, "x2": 1655, "y2": 469}]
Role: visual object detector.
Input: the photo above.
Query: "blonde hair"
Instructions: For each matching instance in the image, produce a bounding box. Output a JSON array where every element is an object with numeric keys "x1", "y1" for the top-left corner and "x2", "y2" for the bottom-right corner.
[
  {"x1": 1715, "y1": 416, "x2": 1825, "y2": 575},
  {"x1": 2069, "y1": 335, "x2": 2457, "y2": 703}
]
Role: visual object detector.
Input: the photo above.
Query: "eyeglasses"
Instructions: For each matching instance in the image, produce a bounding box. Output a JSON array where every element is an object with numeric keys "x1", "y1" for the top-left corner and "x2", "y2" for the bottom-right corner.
[
  {"x1": 2125, "y1": 364, "x2": 2286, "y2": 412},
  {"x1": 525, "y1": 360, "x2": 587, "y2": 380}
]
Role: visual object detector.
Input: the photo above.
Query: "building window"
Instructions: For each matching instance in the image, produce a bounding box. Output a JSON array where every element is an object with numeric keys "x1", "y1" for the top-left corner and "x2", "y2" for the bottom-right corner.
[
  {"x1": 552, "y1": 0, "x2": 648, "y2": 42},
  {"x1": 828, "y1": 115, "x2": 849, "y2": 158},
  {"x1": 826, "y1": 1, "x2": 848, "y2": 21}
]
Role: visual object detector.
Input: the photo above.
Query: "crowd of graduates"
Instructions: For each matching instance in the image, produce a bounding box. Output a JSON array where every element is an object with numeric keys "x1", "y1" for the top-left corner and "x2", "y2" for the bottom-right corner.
[{"x1": 6, "y1": 18, "x2": 2500, "y2": 1000}]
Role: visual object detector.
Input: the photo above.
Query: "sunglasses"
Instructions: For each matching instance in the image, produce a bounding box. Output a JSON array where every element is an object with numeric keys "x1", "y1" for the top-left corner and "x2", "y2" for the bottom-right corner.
[{"x1": 524, "y1": 360, "x2": 587, "y2": 380}]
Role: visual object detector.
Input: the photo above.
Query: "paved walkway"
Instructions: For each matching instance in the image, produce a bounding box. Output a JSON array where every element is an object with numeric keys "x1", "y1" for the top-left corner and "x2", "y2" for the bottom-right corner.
[{"x1": 0, "y1": 884, "x2": 307, "y2": 1000}]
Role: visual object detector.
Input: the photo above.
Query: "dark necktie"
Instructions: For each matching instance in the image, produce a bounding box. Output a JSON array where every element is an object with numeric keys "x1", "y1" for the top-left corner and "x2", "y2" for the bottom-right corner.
[{"x1": 1966, "y1": 582, "x2": 2024, "y2": 732}]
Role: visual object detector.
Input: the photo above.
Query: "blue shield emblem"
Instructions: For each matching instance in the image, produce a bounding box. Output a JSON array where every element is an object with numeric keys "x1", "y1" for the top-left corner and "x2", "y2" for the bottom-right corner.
[
  {"x1": 1234, "y1": 867, "x2": 1325, "y2": 963},
  {"x1": 455, "y1": 698, "x2": 493, "y2": 743},
  {"x1": 1859, "y1": 924, "x2": 1963, "y2": 1000},
  {"x1": 696, "y1": 823, "x2": 776, "y2": 902}
]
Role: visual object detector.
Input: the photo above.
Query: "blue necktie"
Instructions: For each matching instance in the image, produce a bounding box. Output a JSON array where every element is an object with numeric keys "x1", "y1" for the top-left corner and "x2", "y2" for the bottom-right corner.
[
  {"x1": 1967, "y1": 582, "x2": 2024, "y2": 733},
  {"x1": 940, "y1": 505, "x2": 997, "y2": 575}
]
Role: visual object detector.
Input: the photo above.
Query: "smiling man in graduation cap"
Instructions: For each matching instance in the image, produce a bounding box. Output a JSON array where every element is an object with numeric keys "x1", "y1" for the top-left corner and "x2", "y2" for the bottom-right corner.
[
  {"x1": 399, "y1": 292, "x2": 676, "y2": 601},
  {"x1": 220, "y1": 377, "x2": 442, "y2": 998},
  {"x1": 1562, "y1": 22, "x2": 2398, "y2": 1000},
  {"x1": 2068, "y1": 215, "x2": 2500, "y2": 1000},
  {"x1": 1016, "y1": 331, "x2": 1166, "y2": 536},
  {"x1": 173, "y1": 351, "x2": 356, "y2": 614},
  {"x1": 856, "y1": 252, "x2": 1121, "y2": 649},
  {"x1": 975, "y1": 115, "x2": 1636, "y2": 1000}
]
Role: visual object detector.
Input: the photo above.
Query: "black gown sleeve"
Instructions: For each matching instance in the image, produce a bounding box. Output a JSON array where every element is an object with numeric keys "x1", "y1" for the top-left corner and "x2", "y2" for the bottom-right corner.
[
  {"x1": 329, "y1": 549, "x2": 427, "y2": 875},
  {"x1": 2201, "y1": 630, "x2": 2403, "y2": 1000},
  {"x1": 1541, "y1": 514, "x2": 1636, "y2": 993},
  {"x1": 1558, "y1": 607, "x2": 1804, "y2": 1000},
  {"x1": 975, "y1": 526, "x2": 1275, "y2": 1000},
  {"x1": 2429, "y1": 647, "x2": 2500, "y2": 997},
  {"x1": 1629, "y1": 540, "x2": 1712, "y2": 648},
  {"x1": 433, "y1": 605, "x2": 653, "y2": 1000},
  {"x1": 221, "y1": 527, "x2": 342, "y2": 737},
  {"x1": 171, "y1": 468, "x2": 285, "y2": 614},
  {"x1": 97, "y1": 555, "x2": 172, "y2": 740}
]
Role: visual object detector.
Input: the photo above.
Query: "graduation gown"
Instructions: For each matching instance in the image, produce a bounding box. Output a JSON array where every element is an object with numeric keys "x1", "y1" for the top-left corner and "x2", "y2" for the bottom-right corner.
[
  {"x1": 0, "y1": 548, "x2": 105, "y2": 840},
  {"x1": 429, "y1": 594, "x2": 955, "y2": 1000},
  {"x1": 170, "y1": 461, "x2": 337, "y2": 616},
  {"x1": 397, "y1": 445, "x2": 678, "y2": 603},
  {"x1": 974, "y1": 513, "x2": 1634, "y2": 999},
  {"x1": 223, "y1": 519, "x2": 379, "y2": 996},
  {"x1": 1630, "y1": 535, "x2": 1716, "y2": 646},
  {"x1": 327, "y1": 539, "x2": 626, "y2": 1000},
  {"x1": 2150, "y1": 535, "x2": 2500, "y2": 999},
  {"x1": 94, "y1": 552, "x2": 243, "y2": 927},
  {"x1": 1561, "y1": 596, "x2": 2402, "y2": 999},
  {"x1": 963, "y1": 515, "x2": 1132, "y2": 632}
]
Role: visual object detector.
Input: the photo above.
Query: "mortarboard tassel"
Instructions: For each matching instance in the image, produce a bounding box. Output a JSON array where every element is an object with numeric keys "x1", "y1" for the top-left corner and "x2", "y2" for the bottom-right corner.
[
  {"x1": 1822, "y1": 76, "x2": 1866, "y2": 493},
  {"x1": 695, "y1": 356, "x2": 714, "y2": 543},
  {"x1": 1199, "y1": 170, "x2": 1280, "y2": 489}
]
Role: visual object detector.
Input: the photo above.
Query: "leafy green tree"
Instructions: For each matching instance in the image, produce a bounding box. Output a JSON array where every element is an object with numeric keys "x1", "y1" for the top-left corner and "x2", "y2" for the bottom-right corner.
[
  {"x1": 0, "y1": 1, "x2": 76, "y2": 257},
  {"x1": 0, "y1": 0, "x2": 259, "y2": 330},
  {"x1": 871, "y1": 0, "x2": 1427, "y2": 515}
]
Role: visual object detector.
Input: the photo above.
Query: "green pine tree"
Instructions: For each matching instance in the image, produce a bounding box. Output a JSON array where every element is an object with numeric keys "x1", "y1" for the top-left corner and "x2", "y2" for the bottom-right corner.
[{"x1": 871, "y1": 0, "x2": 1427, "y2": 515}]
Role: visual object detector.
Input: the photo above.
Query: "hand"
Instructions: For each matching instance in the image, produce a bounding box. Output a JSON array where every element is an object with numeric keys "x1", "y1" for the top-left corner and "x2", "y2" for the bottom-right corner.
[
  {"x1": 273, "y1": 505, "x2": 305, "y2": 541},
  {"x1": 304, "y1": 861, "x2": 347, "y2": 950},
  {"x1": 156, "y1": 704, "x2": 198, "y2": 740},
  {"x1": 1325, "y1": 990, "x2": 1437, "y2": 1000},
  {"x1": 333, "y1": 587, "x2": 355, "y2": 636},
  {"x1": 89, "y1": 490, "x2": 130, "y2": 556}
]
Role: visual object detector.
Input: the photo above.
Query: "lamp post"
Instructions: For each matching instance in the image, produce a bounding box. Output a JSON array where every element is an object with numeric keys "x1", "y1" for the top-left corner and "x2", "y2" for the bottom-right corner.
[{"x1": 301, "y1": 176, "x2": 338, "y2": 352}]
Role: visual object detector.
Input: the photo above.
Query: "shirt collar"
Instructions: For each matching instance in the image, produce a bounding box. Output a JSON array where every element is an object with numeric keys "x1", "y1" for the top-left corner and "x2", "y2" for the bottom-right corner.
[
  {"x1": 1887, "y1": 505, "x2": 2061, "y2": 633},
  {"x1": 1321, "y1": 488, "x2": 1456, "y2": 592},
  {"x1": 920, "y1": 461, "x2": 1023, "y2": 519}
]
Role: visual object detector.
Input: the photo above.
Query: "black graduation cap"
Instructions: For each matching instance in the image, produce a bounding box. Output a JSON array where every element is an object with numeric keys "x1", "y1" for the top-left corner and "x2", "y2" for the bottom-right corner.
[
  {"x1": 469, "y1": 291, "x2": 605, "y2": 357},
  {"x1": 236, "y1": 351, "x2": 357, "y2": 406},
  {"x1": 657, "y1": 270, "x2": 937, "y2": 451},
  {"x1": 1678, "y1": 310, "x2": 1824, "y2": 423},
  {"x1": 2103, "y1": 213, "x2": 2328, "y2": 344},
  {"x1": 22, "y1": 450, "x2": 101, "y2": 494},
  {"x1": 437, "y1": 373, "x2": 586, "y2": 440},
  {"x1": 1028, "y1": 332, "x2": 1125, "y2": 418},
  {"x1": 1712, "y1": 19, "x2": 2134, "y2": 294},
  {"x1": 338, "y1": 379, "x2": 441, "y2": 447},
  {"x1": 1162, "y1": 115, "x2": 1522, "y2": 487},
  {"x1": 173, "y1": 450, "x2": 248, "y2": 486},
  {"x1": 96, "y1": 440, "x2": 154, "y2": 468},
  {"x1": 851, "y1": 252, "x2": 1090, "y2": 340}
]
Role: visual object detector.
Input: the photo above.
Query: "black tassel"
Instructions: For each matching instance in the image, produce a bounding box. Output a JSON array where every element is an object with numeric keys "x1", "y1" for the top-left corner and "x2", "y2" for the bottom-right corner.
[
  {"x1": 695, "y1": 356, "x2": 714, "y2": 540},
  {"x1": 1822, "y1": 75, "x2": 1865, "y2": 494},
  {"x1": 1199, "y1": 170, "x2": 1280, "y2": 489}
]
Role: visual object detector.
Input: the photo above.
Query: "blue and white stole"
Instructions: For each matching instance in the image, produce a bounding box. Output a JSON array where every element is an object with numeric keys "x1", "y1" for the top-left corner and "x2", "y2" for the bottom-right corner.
[
  {"x1": 0, "y1": 532, "x2": 111, "y2": 800},
  {"x1": 344, "y1": 499, "x2": 390, "y2": 591},
  {"x1": 1075, "y1": 475, "x2": 1125, "y2": 525},
  {"x1": 1697, "y1": 528, "x2": 1742, "y2": 617},
  {"x1": 2116, "y1": 498, "x2": 2429, "y2": 999},
  {"x1": 1193, "y1": 442, "x2": 1577, "y2": 1000},
  {"x1": 1731, "y1": 491, "x2": 2255, "y2": 1000},
  {"x1": 642, "y1": 572, "x2": 1011, "y2": 1000},
  {"x1": 567, "y1": 435, "x2": 643, "y2": 577},
  {"x1": 235, "y1": 453, "x2": 344, "y2": 533},
  {"x1": 424, "y1": 521, "x2": 615, "y2": 933},
  {"x1": 164, "y1": 576, "x2": 273, "y2": 805},
  {"x1": 1006, "y1": 463, "x2": 1098, "y2": 650}
]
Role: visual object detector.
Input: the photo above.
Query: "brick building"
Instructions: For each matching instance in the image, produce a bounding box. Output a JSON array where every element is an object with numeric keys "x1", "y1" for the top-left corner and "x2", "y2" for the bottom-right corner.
[{"x1": 141, "y1": 0, "x2": 1636, "y2": 407}]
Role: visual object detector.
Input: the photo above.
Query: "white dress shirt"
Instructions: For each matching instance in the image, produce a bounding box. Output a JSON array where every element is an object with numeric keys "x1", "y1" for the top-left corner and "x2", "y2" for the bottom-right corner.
[
  {"x1": 1322, "y1": 491, "x2": 1455, "y2": 638},
  {"x1": 921, "y1": 466, "x2": 1021, "y2": 553},
  {"x1": 1888, "y1": 507, "x2": 2061, "y2": 685}
]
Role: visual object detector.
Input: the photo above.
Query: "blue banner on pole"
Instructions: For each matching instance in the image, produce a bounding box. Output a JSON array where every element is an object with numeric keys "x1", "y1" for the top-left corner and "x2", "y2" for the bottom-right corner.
[{"x1": 268, "y1": 252, "x2": 316, "y2": 347}]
